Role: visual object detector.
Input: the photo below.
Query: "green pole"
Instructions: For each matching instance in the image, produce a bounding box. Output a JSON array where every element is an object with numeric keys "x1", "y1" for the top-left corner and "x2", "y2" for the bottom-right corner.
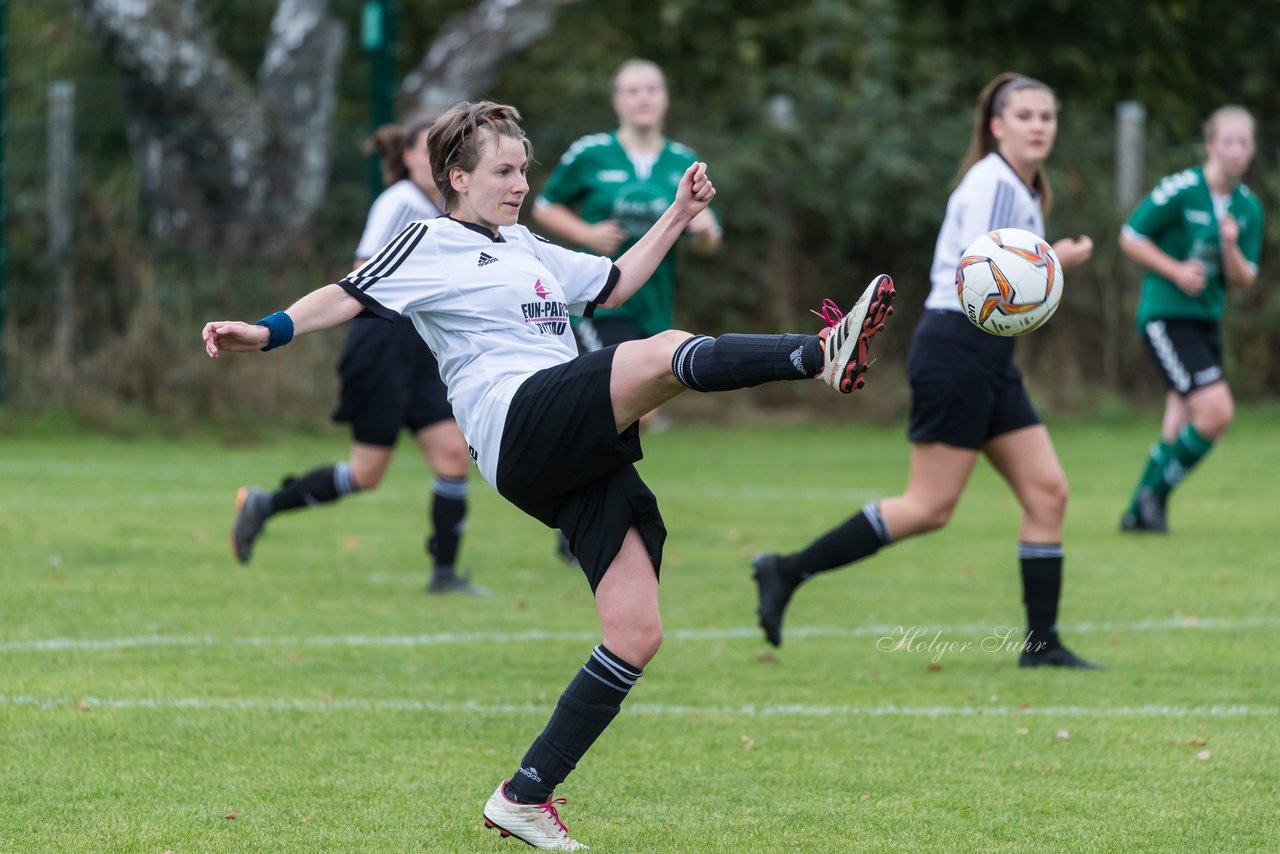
[
  {"x1": 0, "y1": 0, "x2": 8, "y2": 405},
  {"x1": 362, "y1": 0, "x2": 398, "y2": 201}
]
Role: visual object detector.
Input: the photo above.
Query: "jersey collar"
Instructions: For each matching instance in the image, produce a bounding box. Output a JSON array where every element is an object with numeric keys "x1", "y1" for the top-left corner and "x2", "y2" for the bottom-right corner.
[
  {"x1": 446, "y1": 215, "x2": 507, "y2": 243},
  {"x1": 991, "y1": 152, "x2": 1041, "y2": 199}
]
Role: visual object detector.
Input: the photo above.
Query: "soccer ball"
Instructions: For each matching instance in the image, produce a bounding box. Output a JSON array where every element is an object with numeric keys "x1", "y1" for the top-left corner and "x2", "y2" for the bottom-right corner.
[{"x1": 955, "y1": 228, "x2": 1062, "y2": 337}]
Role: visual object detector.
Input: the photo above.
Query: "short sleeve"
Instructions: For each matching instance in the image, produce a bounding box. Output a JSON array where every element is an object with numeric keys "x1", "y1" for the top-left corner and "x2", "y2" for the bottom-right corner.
[
  {"x1": 337, "y1": 222, "x2": 436, "y2": 321},
  {"x1": 529, "y1": 233, "x2": 615, "y2": 313},
  {"x1": 537, "y1": 140, "x2": 590, "y2": 207},
  {"x1": 1127, "y1": 175, "x2": 1187, "y2": 240}
]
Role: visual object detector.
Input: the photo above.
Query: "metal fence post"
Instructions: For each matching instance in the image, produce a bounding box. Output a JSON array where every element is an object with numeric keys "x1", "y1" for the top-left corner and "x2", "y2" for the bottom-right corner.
[
  {"x1": 48, "y1": 81, "x2": 75, "y2": 380},
  {"x1": 0, "y1": 0, "x2": 8, "y2": 404},
  {"x1": 363, "y1": 0, "x2": 398, "y2": 201},
  {"x1": 1115, "y1": 101, "x2": 1146, "y2": 214}
]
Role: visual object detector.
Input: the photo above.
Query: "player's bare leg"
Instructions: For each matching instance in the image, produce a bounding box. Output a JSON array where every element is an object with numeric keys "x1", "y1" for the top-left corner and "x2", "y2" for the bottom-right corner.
[
  {"x1": 485, "y1": 530, "x2": 658, "y2": 849},
  {"x1": 754, "y1": 442, "x2": 977, "y2": 647},
  {"x1": 988, "y1": 425, "x2": 1097, "y2": 669}
]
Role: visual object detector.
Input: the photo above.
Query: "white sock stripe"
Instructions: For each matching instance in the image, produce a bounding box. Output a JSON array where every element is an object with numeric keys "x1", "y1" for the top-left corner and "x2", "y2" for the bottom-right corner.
[
  {"x1": 861, "y1": 501, "x2": 893, "y2": 545},
  {"x1": 334, "y1": 461, "x2": 358, "y2": 495},
  {"x1": 672, "y1": 335, "x2": 713, "y2": 390},
  {"x1": 589, "y1": 657, "x2": 640, "y2": 689},
  {"x1": 592, "y1": 645, "x2": 642, "y2": 683},
  {"x1": 670, "y1": 338, "x2": 693, "y2": 387},
  {"x1": 432, "y1": 477, "x2": 469, "y2": 500},
  {"x1": 580, "y1": 666, "x2": 631, "y2": 693},
  {"x1": 593, "y1": 644, "x2": 642, "y2": 677},
  {"x1": 1018, "y1": 542, "x2": 1063, "y2": 559},
  {"x1": 1145, "y1": 321, "x2": 1191, "y2": 393}
]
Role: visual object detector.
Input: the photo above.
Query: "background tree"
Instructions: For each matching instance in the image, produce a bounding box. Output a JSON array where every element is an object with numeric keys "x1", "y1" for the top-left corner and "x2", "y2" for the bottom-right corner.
[
  {"x1": 4, "y1": 0, "x2": 1277, "y2": 420},
  {"x1": 77, "y1": 0, "x2": 346, "y2": 258}
]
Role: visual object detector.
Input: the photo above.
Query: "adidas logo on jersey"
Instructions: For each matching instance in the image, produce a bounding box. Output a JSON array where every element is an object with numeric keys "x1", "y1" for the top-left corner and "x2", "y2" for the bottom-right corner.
[{"x1": 477, "y1": 252, "x2": 498, "y2": 267}]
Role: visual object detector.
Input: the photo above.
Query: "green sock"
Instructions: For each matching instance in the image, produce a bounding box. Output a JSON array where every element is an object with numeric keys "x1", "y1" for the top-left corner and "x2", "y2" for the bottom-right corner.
[
  {"x1": 1160, "y1": 424, "x2": 1213, "y2": 496},
  {"x1": 1129, "y1": 440, "x2": 1173, "y2": 512}
]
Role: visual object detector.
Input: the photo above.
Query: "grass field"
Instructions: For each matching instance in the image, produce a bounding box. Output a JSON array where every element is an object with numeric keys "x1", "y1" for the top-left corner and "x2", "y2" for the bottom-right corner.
[{"x1": 2, "y1": 409, "x2": 1278, "y2": 852}]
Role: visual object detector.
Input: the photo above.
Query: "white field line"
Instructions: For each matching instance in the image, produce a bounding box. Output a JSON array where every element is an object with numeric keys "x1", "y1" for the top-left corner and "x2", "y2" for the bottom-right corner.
[
  {"x1": 3, "y1": 615, "x2": 1279, "y2": 654},
  {"x1": 0, "y1": 693, "x2": 1273, "y2": 719}
]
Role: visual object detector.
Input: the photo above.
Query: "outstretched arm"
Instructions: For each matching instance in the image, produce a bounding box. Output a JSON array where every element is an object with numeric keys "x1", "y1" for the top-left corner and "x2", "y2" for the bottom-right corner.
[
  {"x1": 603, "y1": 161, "x2": 716, "y2": 309},
  {"x1": 202, "y1": 283, "x2": 364, "y2": 358}
]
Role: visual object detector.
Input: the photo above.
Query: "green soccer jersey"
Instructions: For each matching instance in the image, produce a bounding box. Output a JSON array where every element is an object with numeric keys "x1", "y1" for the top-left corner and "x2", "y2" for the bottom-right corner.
[
  {"x1": 1127, "y1": 165, "x2": 1264, "y2": 329},
  {"x1": 537, "y1": 132, "x2": 702, "y2": 337}
]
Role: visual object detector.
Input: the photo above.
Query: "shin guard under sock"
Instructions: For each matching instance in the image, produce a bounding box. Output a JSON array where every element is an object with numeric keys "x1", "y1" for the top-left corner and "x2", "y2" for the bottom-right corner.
[
  {"x1": 671, "y1": 333, "x2": 822, "y2": 392},
  {"x1": 506, "y1": 645, "x2": 643, "y2": 803},
  {"x1": 785, "y1": 502, "x2": 893, "y2": 581},
  {"x1": 428, "y1": 476, "x2": 468, "y2": 575},
  {"x1": 269, "y1": 462, "x2": 358, "y2": 515},
  {"x1": 1019, "y1": 543, "x2": 1063, "y2": 650}
]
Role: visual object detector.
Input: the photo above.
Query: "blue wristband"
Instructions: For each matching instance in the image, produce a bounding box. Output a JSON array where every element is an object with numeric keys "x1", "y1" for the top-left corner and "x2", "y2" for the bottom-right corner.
[{"x1": 255, "y1": 311, "x2": 294, "y2": 351}]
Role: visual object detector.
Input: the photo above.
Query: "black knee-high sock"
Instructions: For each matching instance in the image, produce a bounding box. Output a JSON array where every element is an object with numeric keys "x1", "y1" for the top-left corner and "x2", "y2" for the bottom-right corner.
[
  {"x1": 671, "y1": 333, "x2": 822, "y2": 392},
  {"x1": 269, "y1": 462, "x2": 359, "y2": 515},
  {"x1": 427, "y1": 476, "x2": 468, "y2": 577},
  {"x1": 1019, "y1": 543, "x2": 1063, "y2": 650},
  {"x1": 784, "y1": 502, "x2": 894, "y2": 580},
  {"x1": 506, "y1": 645, "x2": 643, "y2": 804}
]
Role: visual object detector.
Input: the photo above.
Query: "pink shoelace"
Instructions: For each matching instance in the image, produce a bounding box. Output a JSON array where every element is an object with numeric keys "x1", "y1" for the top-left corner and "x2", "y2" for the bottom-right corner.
[
  {"x1": 538, "y1": 797, "x2": 571, "y2": 836},
  {"x1": 809, "y1": 298, "x2": 845, "y2": 328}
]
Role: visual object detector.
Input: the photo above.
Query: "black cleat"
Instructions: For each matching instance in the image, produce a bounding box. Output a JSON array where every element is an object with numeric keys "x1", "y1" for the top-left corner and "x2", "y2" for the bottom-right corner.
[
  {"x1": 426, "y1": 571, "x2": 491, "y2": 596},
  {"x1": 752, "y1": 553, "x2": 801, "y2": 647},
  {"x1": 231, "y1": 486, "x2": 272, "y2": 564},
  {"x1": 1019, "y1": 642, "x2": 1101, "y2": 669},
  {"x1": 1120, "y1": 487, "x2": 1168, "y2": 534}
]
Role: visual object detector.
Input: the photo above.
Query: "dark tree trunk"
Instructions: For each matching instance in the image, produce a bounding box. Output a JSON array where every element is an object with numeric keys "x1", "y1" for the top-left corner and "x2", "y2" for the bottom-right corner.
[
  {"x1": 77, "y1": 0, "x2": 344, "y2": 259},
  {"x1": 400, "y1": 0, "x2": 585, "y2": 116}
]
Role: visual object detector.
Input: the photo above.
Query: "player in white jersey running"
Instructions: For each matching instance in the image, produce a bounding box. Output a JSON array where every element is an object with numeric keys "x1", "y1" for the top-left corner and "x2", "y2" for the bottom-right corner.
[
  {"x1": 753, "y1": 73, "x2": 1099, "y2": 669},
  {"x1": 229, "y1": 117, "x2": 485, "y2": 595},
  {"x1": 203, "y1": 100, "x2": 895, "y2": 850}
]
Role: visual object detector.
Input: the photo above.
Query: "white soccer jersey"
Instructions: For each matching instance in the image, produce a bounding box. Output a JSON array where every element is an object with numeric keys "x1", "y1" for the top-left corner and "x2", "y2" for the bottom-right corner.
[
  {"x1": 925, "y1": 152, "x2": 1047, "y2": 312},
  {"x1": 355, "y1": 179, "x2": 444, "y2": 260},
  {"x1": 337, "y1": 217, "x2": 618, "y2": 486}
]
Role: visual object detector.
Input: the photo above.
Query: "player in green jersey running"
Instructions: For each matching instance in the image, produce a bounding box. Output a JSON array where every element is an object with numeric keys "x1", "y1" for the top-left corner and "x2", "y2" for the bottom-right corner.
[{"x1": 1119, "y1": 106, "x2": 1264, "y2": 533}]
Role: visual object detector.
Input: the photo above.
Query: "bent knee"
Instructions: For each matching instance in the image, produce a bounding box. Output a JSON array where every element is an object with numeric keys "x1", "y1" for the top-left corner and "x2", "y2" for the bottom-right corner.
[
  {"x1": 632, "y1": 621, "x2": 663, "y2": 660},
  {"x1": 1196, "y1": 404, "x2": 1234, "y2": 439},
  {"x1": 899, "y1": 500, "x2": 956, "y2": 536},
  {"x1": 435, "y1": 444, "x2": 473, "y2": 476},
  {"x1": 606, "y1": 623, "x2": 663, "y2": 668},
  {"x1": 350, "y1": 467, "x2": 386, "y2": 491},
  {"x1": 917, "y1": 506, "x2": 954, "y2": 534},
  {"x1": 1031, "y1": 476, "x2": 1069, "y2": 520},
  {"x1": 639, "y1": 626, "x2": 663, "y2": 662},
  {"x1": 646, "y1": 329, "x2": 695, "y2": 360},
  {"x1": 1190, "y1": 385, "x2": 1235, "y2": 439}
]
